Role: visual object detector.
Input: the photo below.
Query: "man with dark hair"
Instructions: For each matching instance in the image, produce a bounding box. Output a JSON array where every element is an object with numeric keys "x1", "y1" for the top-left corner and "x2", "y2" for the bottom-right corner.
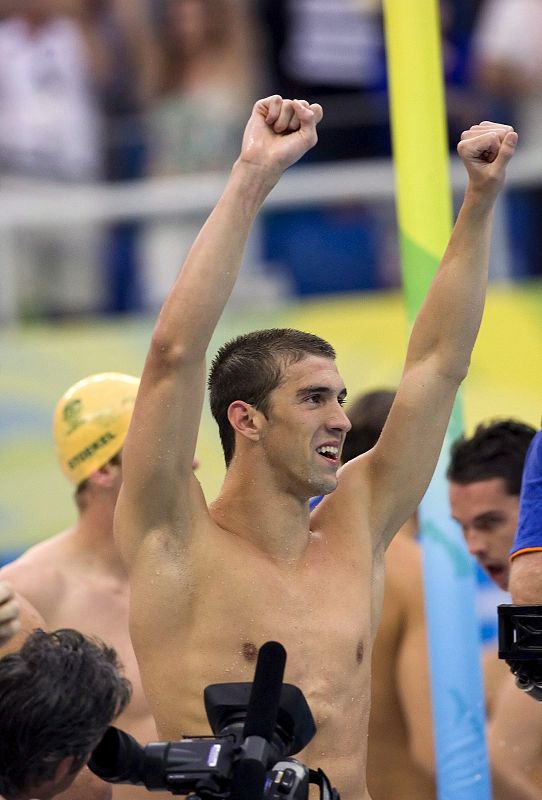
[
  {"x1": 115, "y1": 95, "x2": 517, "y2": 800},
  {"x1": 447, "y1": 420, "x2": 536, "y2": 590},
  {"x1": 447, "y1": 419, "x2": 542, "y2": 800},
  {"x1": 0, "y1": 628, "x2": 131, "y2": 800}
]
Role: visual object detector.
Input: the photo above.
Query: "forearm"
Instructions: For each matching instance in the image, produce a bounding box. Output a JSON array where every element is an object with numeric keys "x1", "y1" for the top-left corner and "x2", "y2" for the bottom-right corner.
[
  {"x1": 405, "y1": 185, "x2": 495, "y2": 379},
  {"x1": 152, "y1": 160, "x2": 277, "y2": 361},
  {"x1": 150, "y1": 96, "x2": 321, "y2": 364},
  {"x1": 405, "y1": 123, "x2": 517, "y2": 379},
  {"x1": 510, "y1": 553, "x2": 542, "y2": 603}
]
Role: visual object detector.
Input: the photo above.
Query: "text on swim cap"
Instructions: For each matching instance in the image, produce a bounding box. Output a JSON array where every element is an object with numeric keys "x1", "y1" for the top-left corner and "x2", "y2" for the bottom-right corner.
[{"x1": 68, "y1": 432, "x2": 117, "y2": 470}]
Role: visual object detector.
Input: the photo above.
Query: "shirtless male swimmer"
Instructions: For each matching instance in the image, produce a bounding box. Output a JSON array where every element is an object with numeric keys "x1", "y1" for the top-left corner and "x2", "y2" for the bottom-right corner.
[
  {"x1": 0, "y1": 374, "x2": 170, "y2": 800},
  {"x1": 114, "y1": 97, "x2": 518, "y2": 800}
]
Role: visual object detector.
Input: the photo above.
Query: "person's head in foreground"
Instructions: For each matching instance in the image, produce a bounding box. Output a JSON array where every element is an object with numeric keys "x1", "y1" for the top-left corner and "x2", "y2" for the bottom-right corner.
[
  {"x1": 209, "y1": 328, "x2": 351, "y2": 495},
  {"x1": 447, "y1": 419, "x2": 536, "y2": 590},
  {"x1": 0, "y1": 628, "x2": 131, "y2": 800}
]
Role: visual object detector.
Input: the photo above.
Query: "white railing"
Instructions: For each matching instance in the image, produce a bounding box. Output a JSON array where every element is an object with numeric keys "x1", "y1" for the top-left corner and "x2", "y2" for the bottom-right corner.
[{"x1": 1, "y1": 148, "x2": 541, "y2": 322}]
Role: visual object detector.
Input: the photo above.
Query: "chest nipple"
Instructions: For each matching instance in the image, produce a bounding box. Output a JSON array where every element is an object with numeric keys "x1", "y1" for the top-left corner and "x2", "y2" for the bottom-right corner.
[{"x1": 242, "y1": 641, "x2": 259, "y2": 662}]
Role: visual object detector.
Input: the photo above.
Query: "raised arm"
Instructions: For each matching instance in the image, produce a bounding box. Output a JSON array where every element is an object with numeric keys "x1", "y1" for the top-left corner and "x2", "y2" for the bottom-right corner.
[
  {"x1": 116, "y1": 97, "x2": 322, "y2": 563},
  {"x1": 348, "y1": 123, "x2": 518, "y2": 549}
]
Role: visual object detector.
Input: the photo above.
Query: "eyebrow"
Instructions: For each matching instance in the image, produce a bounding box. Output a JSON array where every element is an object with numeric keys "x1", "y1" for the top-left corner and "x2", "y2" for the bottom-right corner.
[
  {"x1": 452, "y1": 511, "x2": 505, "y2": 525},
  {"x1": 296, "y1": 386, "x2": 347, "y2": 400},
  {"x1": 473, "y1": 511, "x2": 505, "y2": 522}
]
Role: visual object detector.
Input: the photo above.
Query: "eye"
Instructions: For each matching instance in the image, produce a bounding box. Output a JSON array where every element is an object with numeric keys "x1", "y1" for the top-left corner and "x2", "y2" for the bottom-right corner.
[
  {"x1": 338, "y1": 396, "x2": 347, "y2": 407},
  {"x1": 476, "y1": 516, "x2": 502, "y2": 531},
  {"x1": 306, "y1": 394, "x2": 322, "y2": 405}
]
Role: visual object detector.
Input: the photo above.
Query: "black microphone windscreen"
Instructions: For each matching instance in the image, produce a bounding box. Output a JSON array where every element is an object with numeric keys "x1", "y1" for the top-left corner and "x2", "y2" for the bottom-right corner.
[{"x1": 243, "y1": 640, "x2": 286, "y2": 741}]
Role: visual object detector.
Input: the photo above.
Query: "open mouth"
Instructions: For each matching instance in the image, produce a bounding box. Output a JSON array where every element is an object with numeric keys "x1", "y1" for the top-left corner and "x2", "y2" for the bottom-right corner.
[
  {"x1": 486, "y1": 564, "x2": 507, "y2": 585},
  {"x1": 316, "y1": 445, "x2": 339, "y2": 463}
]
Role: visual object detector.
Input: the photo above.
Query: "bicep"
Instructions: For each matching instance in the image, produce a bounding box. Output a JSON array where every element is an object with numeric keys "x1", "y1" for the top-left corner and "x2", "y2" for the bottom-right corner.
[{"x1": 120, "y1": 348, "x2": 206, "y2": 538}]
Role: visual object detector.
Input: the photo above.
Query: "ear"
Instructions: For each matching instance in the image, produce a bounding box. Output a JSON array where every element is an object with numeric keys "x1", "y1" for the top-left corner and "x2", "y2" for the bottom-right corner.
[
  {"x1": 53, "y1": 754, "x2": 76, "y2": 784},
  {"x1": 88, "y1": 461, "x2": 120, "y2": 490},
  {"x1": 227, "y1": 401, "x2": 265, "y2": 444}
]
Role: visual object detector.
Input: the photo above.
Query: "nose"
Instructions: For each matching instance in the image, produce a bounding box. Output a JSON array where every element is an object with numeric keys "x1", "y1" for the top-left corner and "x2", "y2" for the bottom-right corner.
[
  {"x1": 328, "y1": 404, "x2": 352, "y2": 433},
  {"x1": 464, "y1": 528, "x2": 485, "y2": 558}
]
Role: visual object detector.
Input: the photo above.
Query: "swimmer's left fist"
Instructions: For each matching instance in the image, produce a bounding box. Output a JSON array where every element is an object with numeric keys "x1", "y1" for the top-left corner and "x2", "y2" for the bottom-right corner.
[{"x1": 457, "y1": 121, "x2": 518, "y2": 198}]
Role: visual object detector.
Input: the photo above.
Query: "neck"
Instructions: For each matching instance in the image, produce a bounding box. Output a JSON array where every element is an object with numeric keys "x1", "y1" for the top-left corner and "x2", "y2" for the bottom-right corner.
[
  {"x1": 210, "y1": 463, "x2": 313, "y2": 563},
  {"x1": 71, "y1": 499, "x2": 126, "y2": 576}
]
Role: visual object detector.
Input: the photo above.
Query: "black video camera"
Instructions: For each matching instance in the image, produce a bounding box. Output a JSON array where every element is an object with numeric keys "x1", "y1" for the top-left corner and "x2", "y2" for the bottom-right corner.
[
  {"x1": 498, "y1": 604, "x2": 542, "y2": 701},
  {"x1": 89, "y1": 641, "x2": 339, "y2": 800}
]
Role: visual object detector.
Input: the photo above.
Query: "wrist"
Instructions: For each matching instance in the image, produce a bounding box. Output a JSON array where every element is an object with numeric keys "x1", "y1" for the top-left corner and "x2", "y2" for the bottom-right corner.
[
  {"x1": 462, "y1": 183, "x2": 499, "y2": 216},
  {"x1": 232, "y1": 157, "x2": 281, "y2": 193}
]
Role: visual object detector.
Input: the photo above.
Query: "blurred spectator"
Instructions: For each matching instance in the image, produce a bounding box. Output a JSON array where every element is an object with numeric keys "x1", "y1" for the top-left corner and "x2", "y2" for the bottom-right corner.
[
  {"x1": 256, "y1": 0, "x2": 389, "y2": 297},
  {"x1": 0, "y1": 0, "x2": 102, "y2": 181},
  {"x1": 0, "y1": 0, "x2": 103, "y2": 317},
  {"x1": 470, "y1": 0, "x2": 542, "y2": 279},
  {"x1": 148, "y1": 0, "x2": 259, "y2": 175},
  {"x1": 143, "y1": 0, "x2": 261, "y2": 309},
  {"x1": 258, "y1": 0, "x2": 388, "y2": 162},
  {"x1": 76, "y1": 0, "x2": 161, "y2": 313},
  {"x1": 440, "y1": 0, "x2": 489, "y2": 144}
]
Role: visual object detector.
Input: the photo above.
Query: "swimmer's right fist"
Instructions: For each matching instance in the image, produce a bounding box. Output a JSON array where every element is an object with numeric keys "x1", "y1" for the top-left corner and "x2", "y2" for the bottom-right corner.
[
  {"x1": 0, "y1": 581, "x2": 21, "y2": 645},
  {"x1": 239, "y1": 95, "x2": 323, "y2": 178}
]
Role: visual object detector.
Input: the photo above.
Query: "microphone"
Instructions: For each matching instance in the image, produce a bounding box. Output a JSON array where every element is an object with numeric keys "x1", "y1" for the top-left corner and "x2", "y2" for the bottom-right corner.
[
  {"x1": 243, "y1": 641, "x2": 287, "y2": 740},
  {"x1": 229, "y1": 641, "x2": 287, "y2": 800}
]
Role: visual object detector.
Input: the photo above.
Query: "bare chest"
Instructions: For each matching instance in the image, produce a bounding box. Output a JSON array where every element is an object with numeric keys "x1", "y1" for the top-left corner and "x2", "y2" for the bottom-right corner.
[{"x1": 136, "y1": 537, "x2": 373, "y2": 744}]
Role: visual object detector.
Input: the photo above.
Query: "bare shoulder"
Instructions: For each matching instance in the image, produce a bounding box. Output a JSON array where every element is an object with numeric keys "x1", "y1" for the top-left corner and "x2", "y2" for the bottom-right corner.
[{"x1": 311, "y1": 455, "x2": 372, "y2": 529}]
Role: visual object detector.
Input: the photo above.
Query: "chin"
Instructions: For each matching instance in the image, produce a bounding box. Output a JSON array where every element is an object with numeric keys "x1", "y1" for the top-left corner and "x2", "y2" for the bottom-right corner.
[
  {"x1": 491, "y1": 570, "x2": 510, "y2": 592},
  {"x1": 312, "y1": 474, "x2": 338, "y2": 497}
]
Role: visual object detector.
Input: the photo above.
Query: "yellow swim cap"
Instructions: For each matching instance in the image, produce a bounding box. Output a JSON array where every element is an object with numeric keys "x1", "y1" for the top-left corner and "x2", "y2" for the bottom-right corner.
[{"x1": 53, "y1": 372, "x2": 140, "y2": 485}]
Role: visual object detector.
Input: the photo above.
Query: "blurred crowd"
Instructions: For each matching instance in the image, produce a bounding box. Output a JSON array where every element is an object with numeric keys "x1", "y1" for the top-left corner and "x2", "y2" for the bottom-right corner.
[{"x1": 1, "y1": 0, "x2": 542, "y2": 317}]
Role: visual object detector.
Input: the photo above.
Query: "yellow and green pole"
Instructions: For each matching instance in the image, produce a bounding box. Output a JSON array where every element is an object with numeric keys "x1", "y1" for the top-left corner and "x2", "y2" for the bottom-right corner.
[{"x1": 382, "y1": 2, "x2": 491, "y2": 798}]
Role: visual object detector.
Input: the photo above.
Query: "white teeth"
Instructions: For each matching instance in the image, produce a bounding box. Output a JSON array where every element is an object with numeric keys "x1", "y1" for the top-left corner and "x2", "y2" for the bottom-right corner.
[{"x1": 317, "y1": 446, "x2": 339, "y2": 456}]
